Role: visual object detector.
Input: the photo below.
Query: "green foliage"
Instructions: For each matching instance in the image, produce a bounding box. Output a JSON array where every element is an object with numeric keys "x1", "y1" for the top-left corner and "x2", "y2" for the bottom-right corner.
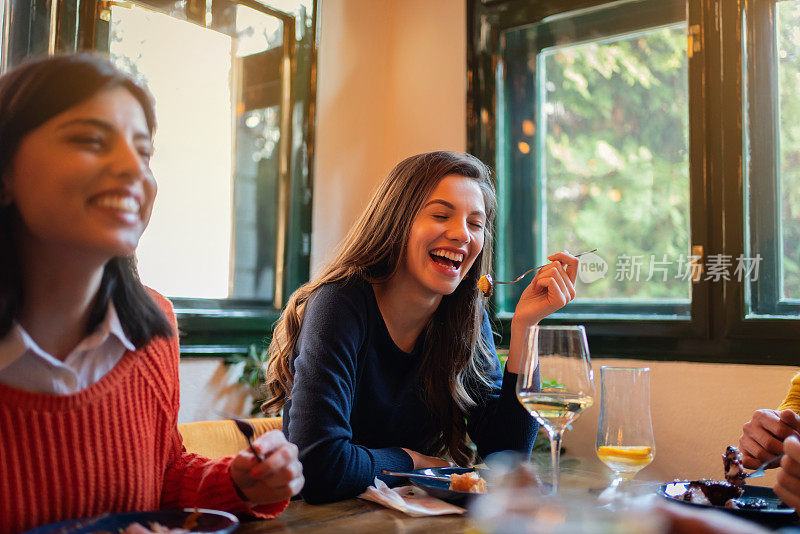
[
  {"x1": 532, "y1": 432, "x2": 552, "y2": 452},
  {"x1": 227, "y1": 344, "x2": 269, "y2": 416},
  {"x1": 541, "y1": 377, "x2": 567, "y2": 390},
  {"x1": 504, "y1": 13, "x2": 800, "y2": 302},
  {"x1": 777, "y1": 2, "x2": 800, "y2": 299},
  {"x1": 540, "y1": 26, "x2": 691, "y2": 299},
  {"x1": 498, "y1": 351, "x2": 509, "y2": 369}
]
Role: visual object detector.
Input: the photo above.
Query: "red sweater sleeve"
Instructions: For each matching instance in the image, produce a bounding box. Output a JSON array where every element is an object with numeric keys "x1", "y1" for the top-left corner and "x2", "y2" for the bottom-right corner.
[
  {"x1": 149, "y1": 289, "x2": 289, "y2": 518},
  {"x1": 160, "y1": 428, "x2": 289, "y2": 518}
]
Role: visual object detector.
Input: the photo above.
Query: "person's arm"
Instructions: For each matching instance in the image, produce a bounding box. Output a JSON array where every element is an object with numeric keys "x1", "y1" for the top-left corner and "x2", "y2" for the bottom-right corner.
[
  {"x1": 739, "y1": 409, "x2": 800, "y2": 468},
  {"x1": 228, "y1": 429, "x2": 304, "y2": 507},
  {"x1": 779, "y1": 373, "x2": 800, "y2": 413},
  {"x1": 160, "y1": 429, "x2": 292, "y2": 518},
  {"x1": 285, "y1": 285, "x2": 414, "y2": 504},
  {"x1": 156, "y1": 378, "x2": 295, "y2": 515},
  {"x1": 153, "y1": 293, "x2": 296, "y2": 517},
  {"x1": 739, "y1": 373, "x2": 800, "y2": 469},
  {"x1": 505, "y1": 252, "x2": 578, "y2": 374},
  {"x1": 775, "y1": 434, "x2": 800, "y2": 514},
  {"x1": 466, "y1": 311, "x2": 538, "y2": 459},
  {"x1": 467, "y1": 252, "x2": 578, "y2": 459}
]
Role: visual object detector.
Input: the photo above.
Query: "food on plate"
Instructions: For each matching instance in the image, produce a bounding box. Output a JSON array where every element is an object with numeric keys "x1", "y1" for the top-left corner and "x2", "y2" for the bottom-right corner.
[
  {"x1": 668, "y1": 445, "x2": 777, "y2": 509},
  {"x1": 182, "y1": 511, "x2": 200, "y2": 530},
  {"x1": 672, "y1": 480, "x2": 776, "y2": 510},
  {"x1": 99, "y1": 511, "x2": 201, "y2": 534},
  {"x1": 723, "y1": 445, "x2": 747, "y2": 487},
  {"x1": 122, "y1": 524, "x2": 189, "y2": 534},
  {"x1": 99, "y1": 523, "x2": 189, "y2": 534},
  {"x1": 677, "y1": 479, "x2": 744, "y2": 507},
  {"x1": 449, "y1": 471, "x2": 487, "y2": 493},
  {"x1": 726, "y1": 497, "x2": 769, "y2": 510},
  {"x1": 477, "y1": 274, "x2": 493, "y2": 297}
]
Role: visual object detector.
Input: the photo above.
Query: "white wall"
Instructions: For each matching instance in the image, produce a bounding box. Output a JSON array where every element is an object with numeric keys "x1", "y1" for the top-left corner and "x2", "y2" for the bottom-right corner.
[
  {"x1": 566, "y1": 359, "x2": 795, "y2": 487},
  {"x1": 178, "y1": 0, "x2": 799, "y2": 487},
  {"x1": 311, "y1": 0, "x2": 466, "y2": 272},
  {"x1": 310, "y1": 0, "x2": 394, "y2": 267},
  {"x1": 178, "y1": 358, "x2": 255, "y2": 424}
]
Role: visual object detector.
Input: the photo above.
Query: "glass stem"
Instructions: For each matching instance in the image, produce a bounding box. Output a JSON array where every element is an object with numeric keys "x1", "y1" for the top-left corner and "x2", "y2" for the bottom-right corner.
[{"x1": 548, "y1": 427, "x2": 564, "y2": 494}]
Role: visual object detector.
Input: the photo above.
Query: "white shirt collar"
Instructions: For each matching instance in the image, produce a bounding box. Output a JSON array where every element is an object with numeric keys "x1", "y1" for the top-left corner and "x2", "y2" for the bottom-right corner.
[
  {"x1": 0, "y1": 302, "x2": 135, "y2": 373},
  {"x1": 75, "y1": 302, "x2": 136, "y2": 354}
]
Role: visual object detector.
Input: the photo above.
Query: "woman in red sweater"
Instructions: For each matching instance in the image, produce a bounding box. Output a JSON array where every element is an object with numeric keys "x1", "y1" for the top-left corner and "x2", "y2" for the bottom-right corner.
[{"x1": 0, "y1": 54, "x2": 303, "y2": 533}]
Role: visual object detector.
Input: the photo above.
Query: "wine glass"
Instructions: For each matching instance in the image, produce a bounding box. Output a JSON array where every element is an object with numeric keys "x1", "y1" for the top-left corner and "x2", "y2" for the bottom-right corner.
[
  {"x1": 516, "y1": 325, "x2": 595, "y2": 494},
  {"x1": 595, "y1": 366, "x2": 655, "y2": 495}
]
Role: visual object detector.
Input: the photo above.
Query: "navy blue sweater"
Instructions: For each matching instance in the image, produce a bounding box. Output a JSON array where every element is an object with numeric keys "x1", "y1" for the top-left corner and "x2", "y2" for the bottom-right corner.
[{"x1": 283, "y1": 277, "x2": 538, "y2": 503}]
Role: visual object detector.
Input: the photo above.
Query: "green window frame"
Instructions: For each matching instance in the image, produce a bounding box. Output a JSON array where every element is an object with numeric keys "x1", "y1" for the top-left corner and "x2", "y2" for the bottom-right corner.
[
  {"x1": 3, "y1": 0, "x2": 317, "y2": 357},
  {"x1": 0, "y1": 1, "x2": 8, "y2": 71},
  {"x1": 469, "y1": 0, "x2": 800, "y2": 364},
  {"x1": 742, "y1": 0, "x2": 800, "y2": 322}
]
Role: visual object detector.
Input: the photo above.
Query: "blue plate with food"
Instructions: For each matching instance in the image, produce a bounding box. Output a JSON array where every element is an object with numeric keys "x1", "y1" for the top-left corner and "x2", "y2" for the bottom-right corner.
[
  {"x1": 405, "y1": 467, "x2": 488, "y2": 504},
  {"x1": 24, "y1": 508, "x2": 238, "y2": 534},
  {"x1": 658, "y1": 446, "x2": 797, "y2": 527},
  {"x1": 659, "y1": 480, "x2": 796, "y2": 527}
]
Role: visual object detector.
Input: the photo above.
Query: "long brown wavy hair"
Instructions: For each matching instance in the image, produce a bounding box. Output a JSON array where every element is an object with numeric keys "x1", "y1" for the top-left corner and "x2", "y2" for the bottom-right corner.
[{"x1": 264, "y1": 151, "x2": 498, "y2": 465}]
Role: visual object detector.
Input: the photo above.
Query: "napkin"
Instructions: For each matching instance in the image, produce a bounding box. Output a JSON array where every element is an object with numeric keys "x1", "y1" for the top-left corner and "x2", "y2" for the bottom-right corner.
[{"x1": 357, "y1": 478, "x2": 466, "y2": 517}]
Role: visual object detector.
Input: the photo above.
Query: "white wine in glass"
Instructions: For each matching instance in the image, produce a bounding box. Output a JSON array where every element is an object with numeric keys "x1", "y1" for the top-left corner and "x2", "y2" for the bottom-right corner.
[
  {"x1": 516, "y1": 325, "x2": 595, "y2": 494},
  {"x1": 595, "y1": 366, "x2": 655, "y2": 492}
]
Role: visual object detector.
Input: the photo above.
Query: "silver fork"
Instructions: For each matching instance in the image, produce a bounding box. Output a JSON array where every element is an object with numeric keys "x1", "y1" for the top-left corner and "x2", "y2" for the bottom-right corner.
[
  {"x1": 478, "y1": 248, "x2": 598, "y2": 296},
  {"x1": 381, "y1": 469, "x2": 454, "y2": 482},
  {"x1": 232, "y1": 418, "x2": 264, "y2": 462},
  {"x1": 746, "y1": 454, "x2": 784, "y2": 479}
]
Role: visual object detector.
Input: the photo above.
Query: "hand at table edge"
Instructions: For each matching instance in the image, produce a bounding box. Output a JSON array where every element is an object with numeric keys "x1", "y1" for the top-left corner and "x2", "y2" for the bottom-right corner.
[{"x1": 230, "y1": 429, "x2": 304, "y2": 505}]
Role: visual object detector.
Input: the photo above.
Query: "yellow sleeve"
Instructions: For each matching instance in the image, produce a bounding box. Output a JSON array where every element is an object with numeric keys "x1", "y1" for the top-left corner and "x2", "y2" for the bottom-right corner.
[{"x1": 778, "y1": 372, "x2": 800, "y2": 413}]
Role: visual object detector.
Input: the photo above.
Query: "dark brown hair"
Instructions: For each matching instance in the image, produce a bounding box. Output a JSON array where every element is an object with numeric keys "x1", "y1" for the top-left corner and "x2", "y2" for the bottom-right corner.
[
  {"x1": 0, "y1": 54, "x2": 172, "y2": 346},
  {"x1": 264, "y1": 151, "x2": 497, "y2": 465}
]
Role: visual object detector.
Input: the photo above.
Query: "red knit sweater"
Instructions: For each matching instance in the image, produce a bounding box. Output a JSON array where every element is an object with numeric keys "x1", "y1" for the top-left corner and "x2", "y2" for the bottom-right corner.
[{"x1": 0, "y1": 292, "x2": 288, "y2": 533}]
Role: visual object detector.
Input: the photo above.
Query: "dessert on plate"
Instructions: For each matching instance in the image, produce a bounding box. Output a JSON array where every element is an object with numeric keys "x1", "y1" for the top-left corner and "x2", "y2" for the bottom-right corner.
[{"x1": 671, "y1": 445, "x2": 771, "y2": 510}]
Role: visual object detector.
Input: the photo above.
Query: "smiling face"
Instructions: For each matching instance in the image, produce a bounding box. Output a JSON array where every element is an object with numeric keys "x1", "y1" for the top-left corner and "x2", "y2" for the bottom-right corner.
[
  {"x1": 399, "y1": 174, "x2": 487, "y2": 297},
  {"x1": 5, "y1": 86, "x2": 156, "y2": 261}
]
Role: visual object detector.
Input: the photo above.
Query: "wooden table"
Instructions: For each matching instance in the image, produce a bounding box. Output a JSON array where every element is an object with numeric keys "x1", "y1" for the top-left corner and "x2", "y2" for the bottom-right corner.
[
  {"x1": 234, "y1": 455, "x2": 609, "y2": 533},
  {"x1": 235, "y1": 498, "x2": 470, "y2": 533}
]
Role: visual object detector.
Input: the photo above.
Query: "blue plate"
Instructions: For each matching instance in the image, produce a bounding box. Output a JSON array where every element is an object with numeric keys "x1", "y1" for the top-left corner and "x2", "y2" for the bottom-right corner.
[
  {"x1": 24, "y1": 508, "x2": 239, "y2": 534},
  {"x1": 659, "y1": 482, "x2": 798, "y2": 528},
  {"x1": 406, "y1": 467, "x2": 486, "y2": 504}
]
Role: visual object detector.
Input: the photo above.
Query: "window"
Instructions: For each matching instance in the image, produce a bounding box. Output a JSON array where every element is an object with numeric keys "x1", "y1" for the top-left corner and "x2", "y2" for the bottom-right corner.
[
  {"x1": 106, "y1": 1, "x2": 291, "y2": 305},
  {"x1": 4, "y1": 0, "x2": 318, "y2": 355},
  {"x1": 495, "y1": 1, "x2": 690, "y2": 321},
  {"x1": 0, "y1": 0, "x2": 7, "y2": 72},
  {"x1": 775, "y1": 2, "x2": 800, "y2": 305},
  {"x1": 744, "y1": 0, "x2": 800, "y2": 319},
  {"x1": 469, "y1": 0, "x2": 799, "y2": 362}
]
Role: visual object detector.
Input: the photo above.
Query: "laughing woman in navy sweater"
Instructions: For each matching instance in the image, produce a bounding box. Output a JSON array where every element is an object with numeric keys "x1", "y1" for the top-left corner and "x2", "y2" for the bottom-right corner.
[{"x1": 264, "y1": 151, "x2": 579, "y2": 503}]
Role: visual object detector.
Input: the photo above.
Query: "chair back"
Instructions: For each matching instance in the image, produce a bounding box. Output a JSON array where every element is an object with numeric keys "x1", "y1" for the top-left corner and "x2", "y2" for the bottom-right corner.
[{"x1": 178, "y1": 417, "x2": 283, "y2": 458}]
